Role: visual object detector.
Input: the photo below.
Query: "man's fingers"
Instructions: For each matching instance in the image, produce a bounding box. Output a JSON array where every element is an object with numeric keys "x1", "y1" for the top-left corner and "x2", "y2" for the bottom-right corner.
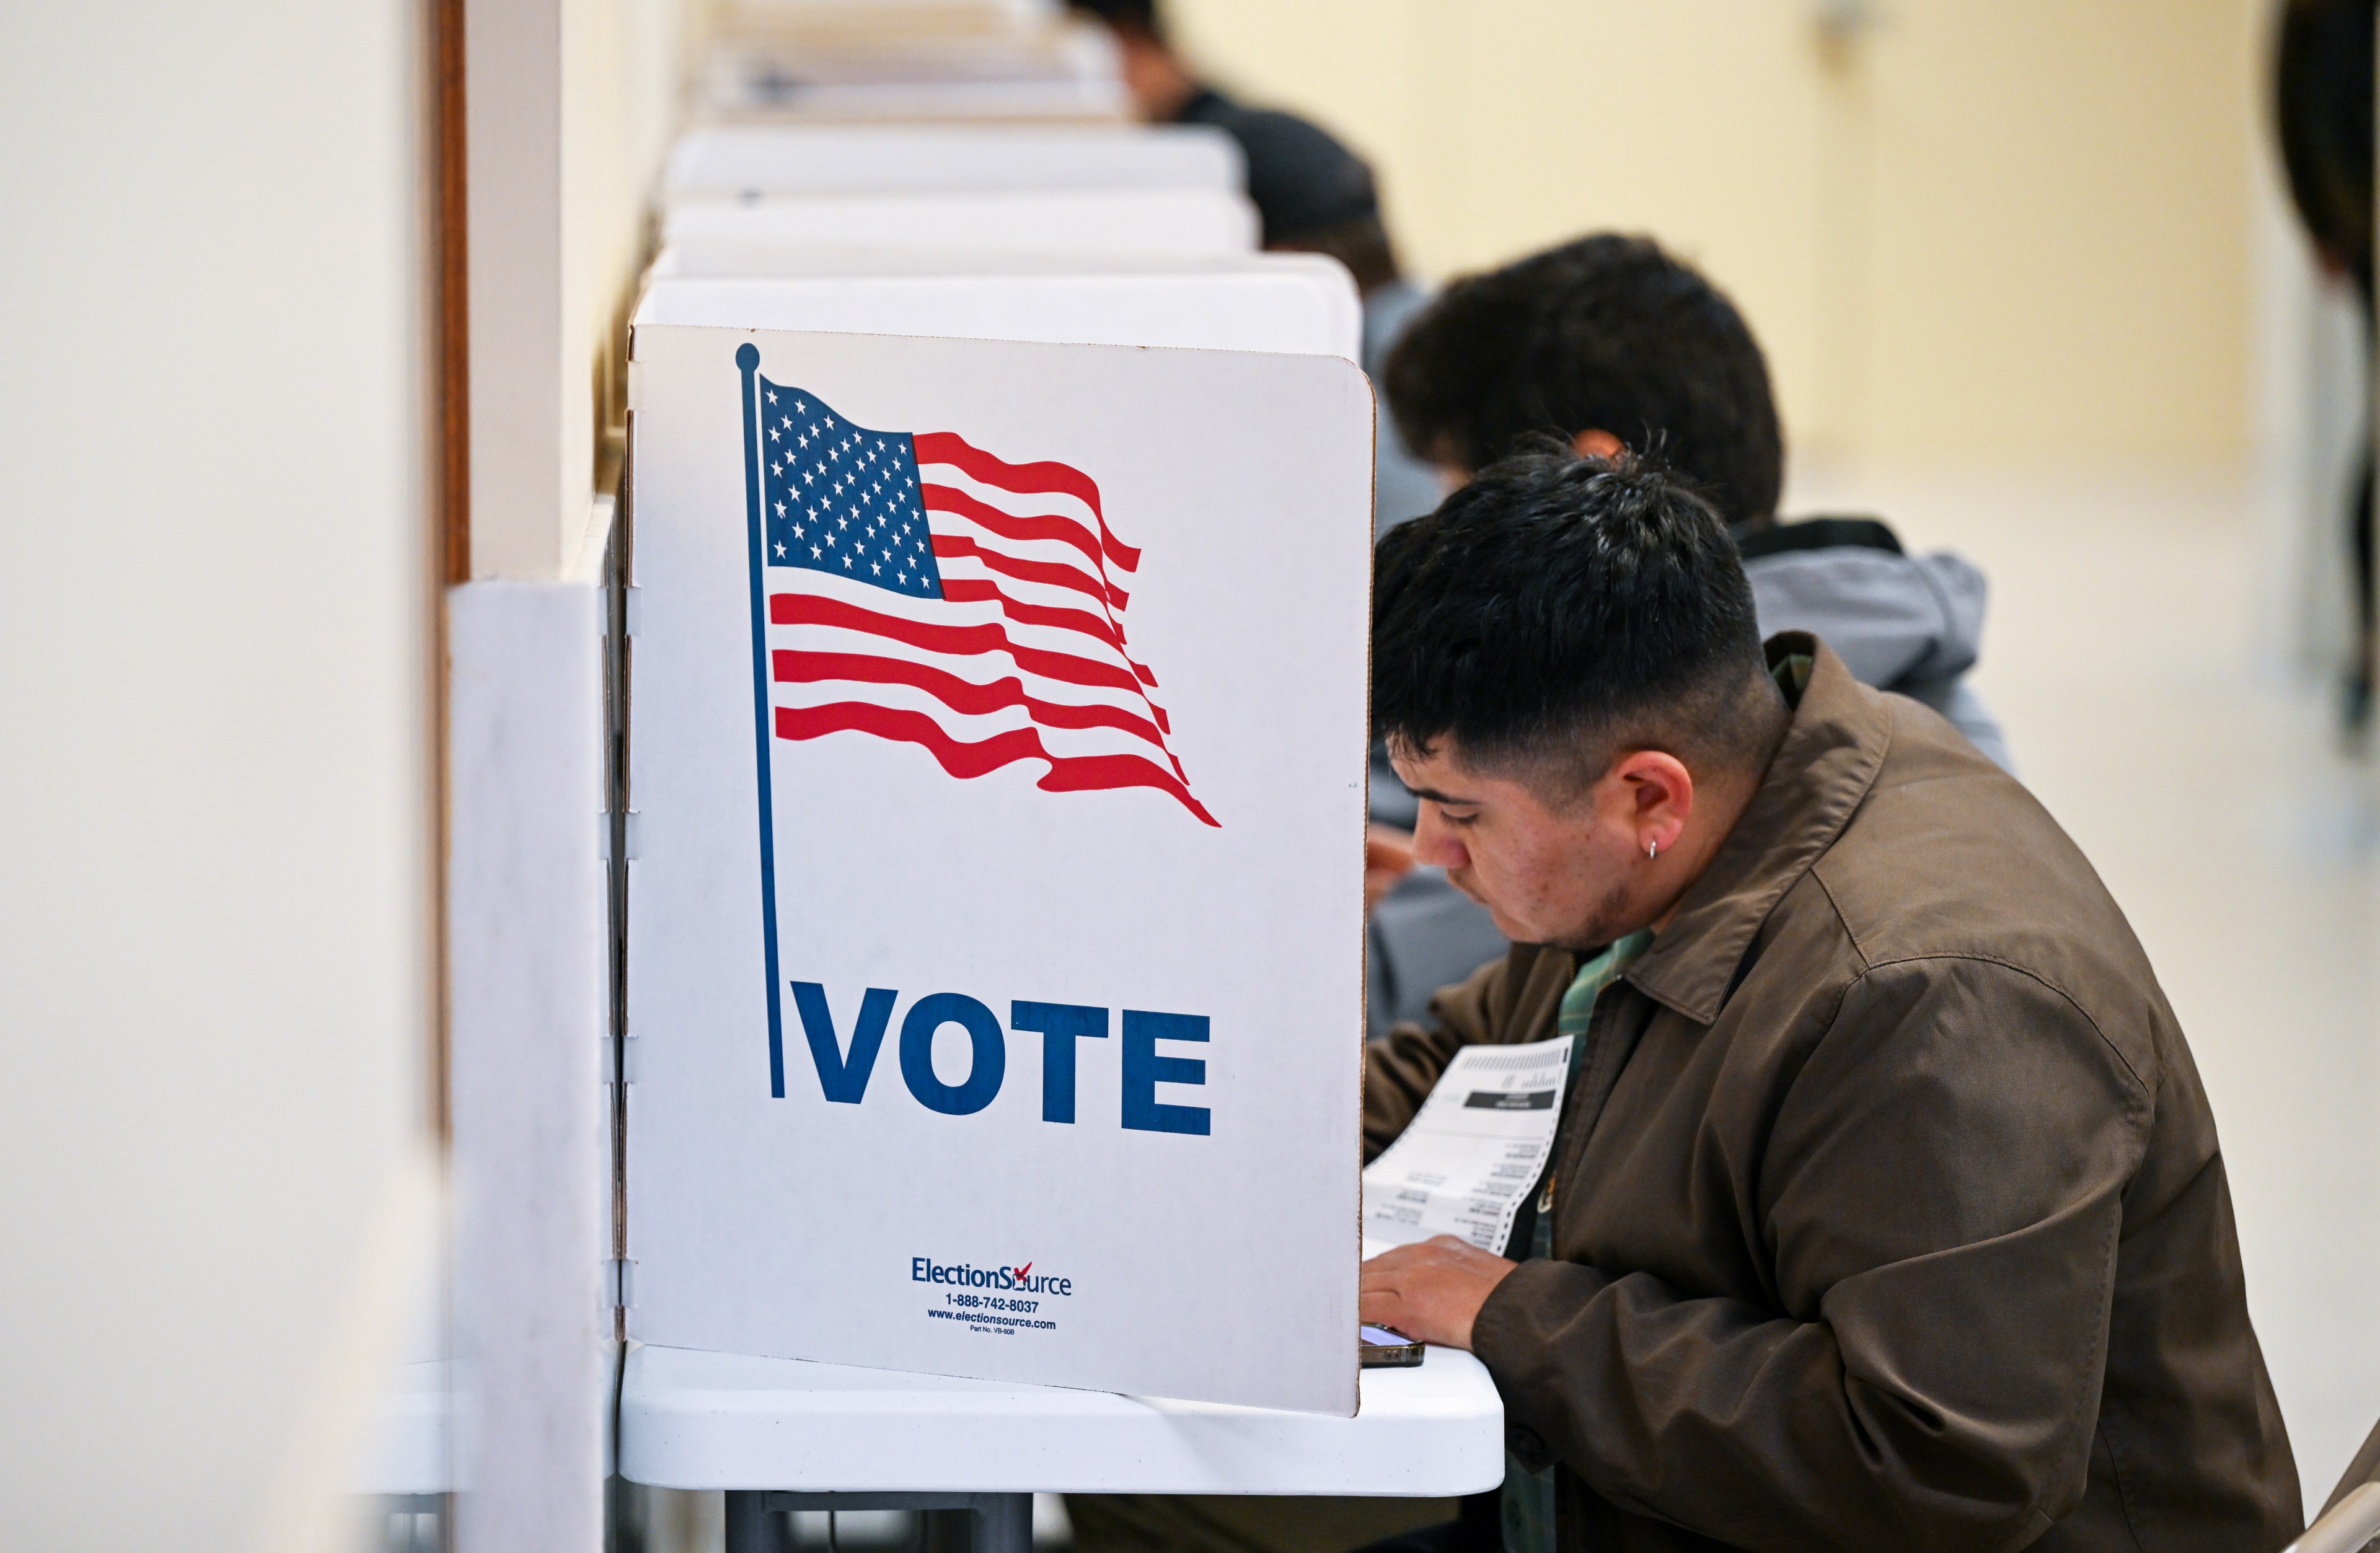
[
  {"x1": 1358, "y1": 1237, "x2": 1512, "y2": 1352},
  {"x1": 1422, "y1": 1234, "x2": 1495, "y2": 1269}
]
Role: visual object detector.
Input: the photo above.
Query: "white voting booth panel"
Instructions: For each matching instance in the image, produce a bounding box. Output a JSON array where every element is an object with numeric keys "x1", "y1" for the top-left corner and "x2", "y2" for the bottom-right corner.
[
  {"x1": 699, "y1": 16, "x2": 1129, "y2": 123},
  {"x1": 661, "y1": 188, "x2": 1258, "y2": 266},
  {"x1": 702, "y1": 76, "x2": 1134, "y2": 123},
  {"x1": 664, "y1": 124, "x2": 1242, "y2": 202},
  {"x1": 650, "y1": 247, "x2": 1335, "y2": 284},
  {"x1": 625, "y1": 326, "x2": 1373, "y2": 1415},
  {"x1": 632, "y1": 266, "x2": 1362, "y2": 362}
]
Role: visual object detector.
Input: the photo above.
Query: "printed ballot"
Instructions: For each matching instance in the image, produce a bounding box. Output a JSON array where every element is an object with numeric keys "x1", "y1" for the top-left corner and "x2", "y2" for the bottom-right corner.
[
  {"x1": 1362, "y1": 1038, "x2": 1575, "y2": 1256},
  {"x1": 624, "y1": 325, "x2": 1372, "y2": 1414}
]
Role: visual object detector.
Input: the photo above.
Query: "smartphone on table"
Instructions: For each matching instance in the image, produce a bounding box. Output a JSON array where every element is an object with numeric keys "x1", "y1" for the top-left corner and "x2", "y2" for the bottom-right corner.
[{"x1": 1360, "y1": 1324, "x2": 1426, "y2": 1367}]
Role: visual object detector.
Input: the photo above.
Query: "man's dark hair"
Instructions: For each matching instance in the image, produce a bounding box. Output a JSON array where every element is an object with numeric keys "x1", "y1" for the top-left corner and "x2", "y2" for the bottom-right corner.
[
  {"x1": 1065, "y1": 0, "x2": 1163, "y2": 39},
  {"x1": 1383, "y1": 234, "x2": 1784, "y2": 526},
  {"x1": 1181, "y1": 102, "x2": 1383, "y2": 249},
  {"x1": 1277, "y1": 213, "x2": 1400, "y2": 294},
  {"x1": 1373, "y1": 450, "x2": 1778, "y2": 793}
]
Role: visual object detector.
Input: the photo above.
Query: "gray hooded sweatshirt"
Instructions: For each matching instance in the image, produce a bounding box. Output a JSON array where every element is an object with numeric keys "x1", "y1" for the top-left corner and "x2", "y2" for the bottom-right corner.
[{"x1": 1365, "y1": 517, "x2": 2011, "y2": 1039}]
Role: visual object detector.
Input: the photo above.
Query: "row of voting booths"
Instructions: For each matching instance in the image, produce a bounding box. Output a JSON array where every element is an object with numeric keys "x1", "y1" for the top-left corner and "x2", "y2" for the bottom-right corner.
[{"x1": 615, "y1": 4, "x2": 1502, "y2": 1546}]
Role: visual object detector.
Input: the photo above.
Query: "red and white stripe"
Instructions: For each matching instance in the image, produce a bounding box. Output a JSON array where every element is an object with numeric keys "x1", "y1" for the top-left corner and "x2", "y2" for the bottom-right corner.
[{"x1": 766, "y1": 431, "x2": 1217, "y2": 827}]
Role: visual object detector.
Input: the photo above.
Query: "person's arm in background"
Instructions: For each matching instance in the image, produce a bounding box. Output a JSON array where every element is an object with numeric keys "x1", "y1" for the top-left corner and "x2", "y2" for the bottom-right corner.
[
  {"x1": 1365, "y1": 824, "x2": 1416, "y2": 913},
  {"x1": 1742, "y1": 543, "x2": 2017, "y2": 775}
]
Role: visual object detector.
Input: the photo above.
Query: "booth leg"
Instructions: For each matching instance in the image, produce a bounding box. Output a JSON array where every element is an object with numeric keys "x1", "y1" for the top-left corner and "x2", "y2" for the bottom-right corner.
[
  {"x1": 725, "y1": 1489, "x2": 1027, "y2": 1552},
  {"x1": 969, "y1": 1493, "x2": 1033, "y2": 1553},
  {"x1": 922, "y1": 1507, "x2": 974, "y2": 1553},
  {"x1": 725, "y1": 1490, "x2": 792, "y2": 1553}
]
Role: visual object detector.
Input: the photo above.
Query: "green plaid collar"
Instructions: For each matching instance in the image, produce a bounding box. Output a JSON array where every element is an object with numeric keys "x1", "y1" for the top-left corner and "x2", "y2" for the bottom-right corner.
[{"x1": 1556, "y1": 930, "x2": 1655, "y2": 1047}]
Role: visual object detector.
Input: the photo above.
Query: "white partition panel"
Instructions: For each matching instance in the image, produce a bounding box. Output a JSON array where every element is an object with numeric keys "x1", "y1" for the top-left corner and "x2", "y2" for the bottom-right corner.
[
  {"x1": 623, "y1": 327, "x2": 1372, "y2": 1414},
  {"x1": 664, "y1": 123, "x2": 1243, "y2": 203},
  {"x1": 663, "y1": 187, "x2": 1259, "y2": 265},
  {"x1": 632, "y1": 260, "x2": 1362, "y2": 361},
  {"x1": 447, "y1": 581, "x2": 609, "y2": 1553}
]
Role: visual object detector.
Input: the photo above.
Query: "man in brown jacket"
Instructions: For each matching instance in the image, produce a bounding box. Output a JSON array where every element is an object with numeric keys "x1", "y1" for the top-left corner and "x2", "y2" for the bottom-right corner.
[{"x1": 1357, "y1": 452, "x2": 2301, "y2": 1551}]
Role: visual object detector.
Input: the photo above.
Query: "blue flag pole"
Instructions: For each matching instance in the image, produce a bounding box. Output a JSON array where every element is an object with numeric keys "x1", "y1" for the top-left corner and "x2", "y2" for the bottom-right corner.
[{"x1": 736, "y1": 343, "x2": 788, "y2": 1098}]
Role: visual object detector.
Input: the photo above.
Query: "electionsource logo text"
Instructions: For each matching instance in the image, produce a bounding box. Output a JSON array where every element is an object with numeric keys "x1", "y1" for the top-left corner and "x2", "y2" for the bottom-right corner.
[{"x1": 911, "y1": 1256, "x2": 1073, "y2": 1296}]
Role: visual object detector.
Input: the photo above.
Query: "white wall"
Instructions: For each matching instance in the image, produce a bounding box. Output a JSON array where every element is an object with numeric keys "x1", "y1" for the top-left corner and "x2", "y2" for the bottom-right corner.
[
  {"x1": 0, "y1": 2, "x2": 436, "y2": 1547},
  {"x1": 470, "y1": 0, "x2": 700, "y2": 580}
]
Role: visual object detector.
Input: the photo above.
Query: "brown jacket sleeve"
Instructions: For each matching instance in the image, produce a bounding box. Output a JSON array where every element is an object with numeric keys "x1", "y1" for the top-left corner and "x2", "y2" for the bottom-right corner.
[
  {"x1": 1362, "y1": 951, "x2": 1515, "y2": 1161},
  {"x1": 1472, "y1": 958, "x2": 2154, "y2": 1552}
]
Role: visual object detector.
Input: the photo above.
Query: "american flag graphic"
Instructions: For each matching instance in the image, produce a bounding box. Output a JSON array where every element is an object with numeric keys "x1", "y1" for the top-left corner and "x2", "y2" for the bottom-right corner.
[{"x1": 747, "y1": 374, "x2": 1217, "y2": 827}]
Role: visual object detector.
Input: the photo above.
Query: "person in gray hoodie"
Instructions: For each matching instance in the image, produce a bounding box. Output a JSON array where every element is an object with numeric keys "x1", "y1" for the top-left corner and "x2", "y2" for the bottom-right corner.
[{"x1": 1364, "y1": 232, "x2": 2010, "y2": 1039}]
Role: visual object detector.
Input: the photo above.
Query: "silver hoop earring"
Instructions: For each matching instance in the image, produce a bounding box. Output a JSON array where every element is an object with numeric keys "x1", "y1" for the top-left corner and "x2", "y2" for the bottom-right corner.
[{"x1": 1647, "y1": 839, "x2": 1659, "y2": 860}]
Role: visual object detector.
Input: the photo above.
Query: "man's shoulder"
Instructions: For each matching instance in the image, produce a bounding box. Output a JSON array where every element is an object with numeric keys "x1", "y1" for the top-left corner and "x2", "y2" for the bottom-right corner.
[{"x1": 1787, "y1": 697, "x2": 2166, "y2": 1081}]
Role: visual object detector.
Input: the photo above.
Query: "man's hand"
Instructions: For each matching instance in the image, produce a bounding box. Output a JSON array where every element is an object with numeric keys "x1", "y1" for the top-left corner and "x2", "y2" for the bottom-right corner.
[
  {"x1": 1359, "y1": 1236, "x2": 1518, "y2": 1350},
  {"x1": 1365, "y1": 824, "x2": 1417, "y2": 916}
]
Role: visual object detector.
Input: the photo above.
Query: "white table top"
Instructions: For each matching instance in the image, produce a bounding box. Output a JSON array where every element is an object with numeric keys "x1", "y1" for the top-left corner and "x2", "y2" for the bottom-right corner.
[{"x1": 619, "y1": 1342, "x2": 1504, "y2": 1497}]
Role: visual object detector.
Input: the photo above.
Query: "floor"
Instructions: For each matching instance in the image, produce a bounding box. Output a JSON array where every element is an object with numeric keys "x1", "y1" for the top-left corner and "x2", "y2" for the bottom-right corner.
[{"x1": 1787, "y1": 457, "x2": 2380, "y2": 1512}]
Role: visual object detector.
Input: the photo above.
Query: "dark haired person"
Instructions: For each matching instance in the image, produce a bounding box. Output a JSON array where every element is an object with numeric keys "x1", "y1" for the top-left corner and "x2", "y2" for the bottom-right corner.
[
  {"x1": 1064, "y1": 0, "x2": 1440, "y2": 538},
  {"x1": 1361, "y1": 232, "x2": 2016, "y2": 1044},
  {"x1": 1383, "y1": 232, "x2": 2009, "y2": 771},
  {"x1": 2273, "y1": 0, "x2": 2378, "y2": 730},
  {"x1": 1357, "y1": 452, "x2": 2299, "y2": 1552}
]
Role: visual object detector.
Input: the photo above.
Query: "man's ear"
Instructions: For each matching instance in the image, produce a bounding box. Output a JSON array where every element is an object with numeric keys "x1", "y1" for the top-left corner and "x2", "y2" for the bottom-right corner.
[
  {"x1": 1572, "y1": 428, "x2": 1625, "y2": 462},
  {"x1": 1608, "y1": 749, "x2": 1694, "y2": 856}
]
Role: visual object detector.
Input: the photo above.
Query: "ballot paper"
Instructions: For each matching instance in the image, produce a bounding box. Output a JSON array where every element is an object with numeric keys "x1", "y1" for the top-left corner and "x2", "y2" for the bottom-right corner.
[{"x1": 1361, "y1": 1037, "x2": 1574, "y2": 1254}]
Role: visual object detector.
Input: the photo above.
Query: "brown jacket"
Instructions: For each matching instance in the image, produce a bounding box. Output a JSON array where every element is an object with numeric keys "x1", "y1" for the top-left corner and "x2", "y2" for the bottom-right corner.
[{"x1": 1366, "y1": 639, "x2": 2300, "y2": 1552}]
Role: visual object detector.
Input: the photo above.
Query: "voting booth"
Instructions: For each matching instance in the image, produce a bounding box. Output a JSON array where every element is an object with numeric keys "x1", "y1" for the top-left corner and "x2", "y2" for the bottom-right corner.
[
  {"x1": 695, "y1": 0, "x2": 1132, "y2": 122},
  {"x1": 609, "y1": 37, "x2": 1506, "y2": 1539},
  {"x1": 625, "y1": 321, "x2": 1372, "y2": 1412}
]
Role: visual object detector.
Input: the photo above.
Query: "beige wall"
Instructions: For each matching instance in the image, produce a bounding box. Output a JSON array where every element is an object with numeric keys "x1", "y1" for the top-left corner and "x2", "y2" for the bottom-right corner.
[
  {"x1": 472, "y1": 0, "x2": 703, "y2": 580},
  {"x1": 0, "y1": 1, "x2": 436, "y2": 1546},
  {"x1": 1166, "y1": 0, "x2": 2263, "y2": 467}
]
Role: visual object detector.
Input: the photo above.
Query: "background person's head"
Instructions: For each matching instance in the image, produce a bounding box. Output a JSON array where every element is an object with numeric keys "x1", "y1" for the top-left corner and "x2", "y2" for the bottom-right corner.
[
  {"x1": 1064, "y1": 0, "x2": 1195, "y2": 119},
  {"x1": 1065, "y1": 0, "x2": 1401, "y2": 289},
  {"x1": 1373, "y1": 450, "x2": 1786, "y2": 949},
  {"x1": 2274, "y1": 0, "x2": 2376, "y2": 304},
  {"x1": 1383, "y1": 234, "x2": 1784, "y2": 526},
  {"x1": 1210, "y1": 109, "x2": 1396, "y2": 288}
]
